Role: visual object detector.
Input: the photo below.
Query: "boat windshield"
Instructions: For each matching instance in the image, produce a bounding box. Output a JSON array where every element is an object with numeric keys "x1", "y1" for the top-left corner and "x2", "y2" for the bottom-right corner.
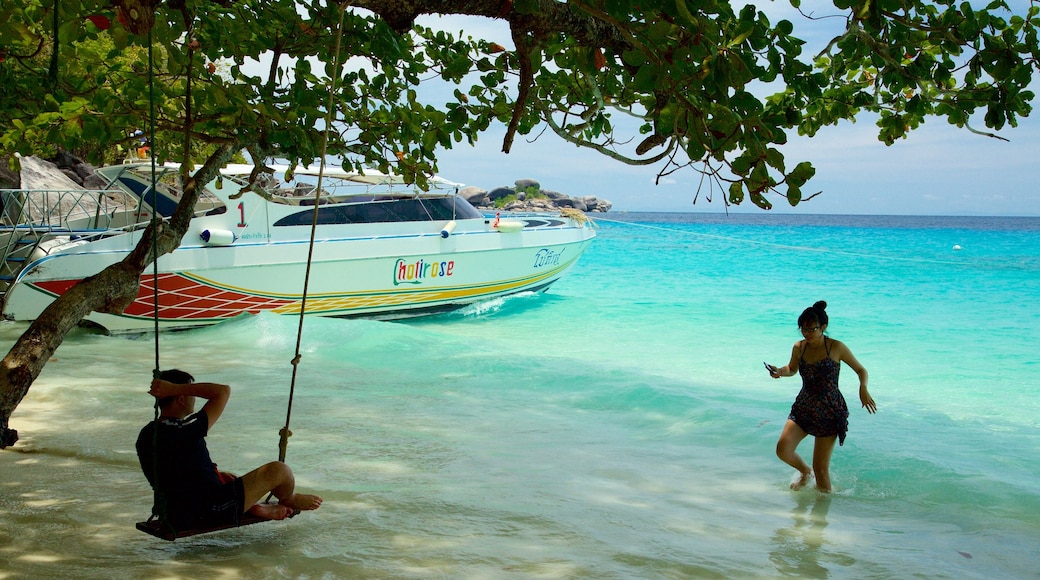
[
  {"x1": 111, "y1": 167, "x2": 225, "y2": 218},
  {"x1": 273, "y1": 196, "x2": 483, "y2": 226}
]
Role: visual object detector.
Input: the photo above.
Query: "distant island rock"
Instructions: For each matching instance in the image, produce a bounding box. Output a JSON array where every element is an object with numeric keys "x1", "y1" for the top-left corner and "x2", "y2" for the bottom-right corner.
[{"x1": 460, "y1": 179, "x2": 612, "y2": 213}]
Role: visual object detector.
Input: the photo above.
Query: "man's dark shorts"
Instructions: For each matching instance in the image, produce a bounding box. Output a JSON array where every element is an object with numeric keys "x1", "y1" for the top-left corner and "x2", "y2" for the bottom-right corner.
[{"x1": 168, "y1": 477, "x2": 246, "y2": 530}]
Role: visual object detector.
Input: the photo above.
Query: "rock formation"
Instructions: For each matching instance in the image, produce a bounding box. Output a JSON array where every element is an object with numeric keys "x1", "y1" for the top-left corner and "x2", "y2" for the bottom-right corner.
[{"x1": 462, "y1": 179, "x2": 612, "y2": 213}]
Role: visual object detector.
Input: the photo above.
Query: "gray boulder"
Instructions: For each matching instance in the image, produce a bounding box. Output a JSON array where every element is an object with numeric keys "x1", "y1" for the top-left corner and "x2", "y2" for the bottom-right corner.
[
  {"x1": 514, "y1": 178, "x2": 540, "y2": 190},
  {"x1": 488, "y1": 186, "x2": 514, "y2": 201},
  {"x1": 0, "y1": 157, "x2": 18, "y2": 189},
  {"x1": 74, "y1": 162, "x2": 97, "y2": 180},
  {"x1": 61, "y1": 168, "x2": 83, "y2": 185},
  {"x1": 504, "y1": 197, "x2": 556, "y2": 212},
  {"x1": 580, "y1": 195, "x2": 611, "y2": 212},
  {"x1": 459, "y1": 185, "x2": 489, "y2": 206},
  {"x1": 83, "y1": 174, "x2": 109, "y2": 189},
  {"x1": 20, "y1": 155, "x2": 82, "y2": 190},
  {"x1": 553, "y1": 197, "x2": 588, "y2": 211}
]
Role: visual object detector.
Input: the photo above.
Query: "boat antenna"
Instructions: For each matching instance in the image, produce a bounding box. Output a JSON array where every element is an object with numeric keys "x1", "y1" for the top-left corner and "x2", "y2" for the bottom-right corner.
[{"x1": 277, "y1": 1, "x2": 348, "y2": 463}]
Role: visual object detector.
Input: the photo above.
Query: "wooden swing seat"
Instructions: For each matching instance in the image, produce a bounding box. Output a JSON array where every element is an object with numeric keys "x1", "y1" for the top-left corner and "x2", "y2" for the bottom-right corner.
[{"x1": 136, "y1": 512, "x2": 269, "y2": 541}]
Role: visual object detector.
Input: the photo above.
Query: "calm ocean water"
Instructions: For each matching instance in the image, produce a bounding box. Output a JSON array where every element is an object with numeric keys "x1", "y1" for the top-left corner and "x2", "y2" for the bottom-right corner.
[{"x1": 1, "y1": 212, "x2": 1037, "y2": 578}]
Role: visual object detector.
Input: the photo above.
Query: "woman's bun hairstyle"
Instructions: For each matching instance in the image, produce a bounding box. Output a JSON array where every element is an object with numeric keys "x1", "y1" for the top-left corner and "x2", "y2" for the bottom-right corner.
[{"x1": 798, "y1": 301, "x2": 829, "y2": 328}]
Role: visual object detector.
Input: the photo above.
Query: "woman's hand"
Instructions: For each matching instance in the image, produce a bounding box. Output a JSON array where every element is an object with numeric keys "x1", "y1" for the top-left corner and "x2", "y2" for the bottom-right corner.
[
  {"x1": 765, "y1": 362, "x2": 781, "y2": 378},
  {"x1": 860, "y1": 387, "x2": 877, "y2": 414}
]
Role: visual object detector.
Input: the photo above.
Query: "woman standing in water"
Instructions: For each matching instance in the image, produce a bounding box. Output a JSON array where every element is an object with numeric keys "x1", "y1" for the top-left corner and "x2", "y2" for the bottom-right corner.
[{"x1": 766, "y1": 301, "x2": 876, "y2": 492}]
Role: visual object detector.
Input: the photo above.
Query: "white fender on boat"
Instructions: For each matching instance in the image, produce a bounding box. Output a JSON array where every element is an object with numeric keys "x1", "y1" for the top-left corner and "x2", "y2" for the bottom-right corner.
[
  {"x1": 496, "y1": 220, "x2": 525, "y2": 233},
  {"x1": 200, "y1": 229, "x2": 237, "y2": 246},
  {"x1": 441, "y1": 220, "x2": 457, "y2": 238}
]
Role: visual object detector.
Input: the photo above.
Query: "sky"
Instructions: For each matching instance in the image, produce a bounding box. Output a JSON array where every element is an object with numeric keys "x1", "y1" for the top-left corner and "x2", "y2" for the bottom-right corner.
[{"x1": 414, "y1": 8, "x2": 1040, "y2": 217}]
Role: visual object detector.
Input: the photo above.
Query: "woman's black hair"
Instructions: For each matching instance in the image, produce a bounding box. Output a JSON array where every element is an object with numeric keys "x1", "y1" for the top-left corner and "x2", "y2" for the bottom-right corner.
[{"x1": 797, "y1": 300, "x2": 829, "y2": 328}]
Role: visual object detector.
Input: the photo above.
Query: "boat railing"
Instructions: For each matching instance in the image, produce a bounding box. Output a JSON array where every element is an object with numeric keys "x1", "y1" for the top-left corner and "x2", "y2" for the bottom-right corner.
[
  {"x1": 0, "y1": 187, "x2": 143, "y2": 298},
  {"x1": 1, "y1": 187, "x2": 140, "y2": 230}
]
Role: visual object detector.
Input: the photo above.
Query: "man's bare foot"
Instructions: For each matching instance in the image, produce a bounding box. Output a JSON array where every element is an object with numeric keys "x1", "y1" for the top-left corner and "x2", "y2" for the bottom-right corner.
[
  {"x1": 248, "y1": 503, "x2": 295, "y2": 520},
  {"x1": 282, "y1": 493, "x2": 323, "y2": 511},
  {"x1": 791, "y1": 470, "x2": 813, "y2": 490}
]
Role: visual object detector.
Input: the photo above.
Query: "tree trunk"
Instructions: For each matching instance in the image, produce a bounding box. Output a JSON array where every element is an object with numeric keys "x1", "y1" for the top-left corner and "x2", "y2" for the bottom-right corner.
[{"x1": 0, "y1": 147, "x2": 237, "y2": 448}]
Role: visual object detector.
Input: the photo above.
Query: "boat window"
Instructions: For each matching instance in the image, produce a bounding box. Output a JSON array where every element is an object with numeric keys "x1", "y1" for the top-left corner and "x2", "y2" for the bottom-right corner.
[
  {"x1": 118, "y1": 170, "x2": 225, "y2": 218},
  {"x1": 272, "y1": 196, "x2": 482, "y2": 226}
]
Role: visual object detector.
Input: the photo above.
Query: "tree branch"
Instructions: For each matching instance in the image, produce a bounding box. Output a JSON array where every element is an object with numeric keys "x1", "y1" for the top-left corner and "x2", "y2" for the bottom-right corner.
[
  {"x1": 544, "y1": 114, "x2": 674, "y2": 166},
  {"x1": 503, "y1": 21, "x2": 536, "y2": 153}
]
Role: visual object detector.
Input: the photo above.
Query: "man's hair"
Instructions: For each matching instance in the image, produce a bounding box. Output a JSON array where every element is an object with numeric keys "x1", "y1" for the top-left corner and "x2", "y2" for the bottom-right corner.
[
  {"x1": 159, "y1": 369, "x2": 194, "y2": 384},
  {"x1": 156, "y1": 368, "x2": 195, "y2": 408}
]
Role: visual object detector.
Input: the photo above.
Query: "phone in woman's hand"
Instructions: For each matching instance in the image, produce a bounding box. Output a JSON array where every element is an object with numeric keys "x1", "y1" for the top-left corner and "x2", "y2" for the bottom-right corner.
[{"x1": 764, "y1": 362, "x2": 778, "y2": 375}]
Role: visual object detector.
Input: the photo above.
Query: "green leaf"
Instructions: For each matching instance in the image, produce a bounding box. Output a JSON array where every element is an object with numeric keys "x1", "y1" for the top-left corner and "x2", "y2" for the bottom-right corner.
[
  {"x1": 786, "y1": 184, "x2": 802, "y2": 206},
  {"x1": 632, "y1": 64, "x2": 658, "y2": 93},
  {"x1": 731, "y1": 156, "x2": 752, "y2": 176},
  {"x1": 728, "y1": 181, "x2": 745, "y2": 204},
  {"x1": 788, "y1": 161, "x2": 815, "y2": 186},
  {"x1": 765, "y1": 147, "x2": 784, "y2": 173}
]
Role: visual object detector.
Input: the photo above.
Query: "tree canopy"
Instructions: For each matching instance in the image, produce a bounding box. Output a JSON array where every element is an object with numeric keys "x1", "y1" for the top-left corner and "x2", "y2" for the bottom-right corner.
[
  {"x1": 4, "y1": 0, "x2": 1037, "y2": 203},
  {"x1": 0, "y1": 0, "x2": 1037, "y2": 445}
]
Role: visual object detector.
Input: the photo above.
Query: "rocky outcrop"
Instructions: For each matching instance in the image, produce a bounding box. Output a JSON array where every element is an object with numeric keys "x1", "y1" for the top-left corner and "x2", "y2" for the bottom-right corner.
[
  {"x1": 464, "y1": 179, "x2": 612, "y2": 213},
  {"x1": 0, "y1": 159, "x2": 18, "y2": 190},
  {"x1": 5, "y1": 153, "x2": 107, "y2": 190}
]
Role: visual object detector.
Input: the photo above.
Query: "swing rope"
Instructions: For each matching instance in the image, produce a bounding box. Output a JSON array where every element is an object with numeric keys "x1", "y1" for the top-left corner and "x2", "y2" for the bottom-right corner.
[
  {"x1": 144, "y1": 23, "x2": 178, "y2": 537},
  {"x1": 138, "y1": 3, "x2": 347, "y2": 538},
  {"x1": 148, "y1": 32, "x2": 161, "y2": 363},
  {"x1": 276, "y1": 1, "x2": 349, "y2": 463}
]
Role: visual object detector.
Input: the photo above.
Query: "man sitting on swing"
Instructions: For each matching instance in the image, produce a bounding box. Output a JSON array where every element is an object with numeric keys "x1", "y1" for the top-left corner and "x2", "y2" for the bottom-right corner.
[{"x1": 136, "y1": 369, "x2": 323, "y2": 532}]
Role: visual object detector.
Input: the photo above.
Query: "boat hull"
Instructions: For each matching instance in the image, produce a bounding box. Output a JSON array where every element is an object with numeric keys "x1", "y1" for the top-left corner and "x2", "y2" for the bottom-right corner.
[{"x1": 4, "y1": 219, "x2": 594, "y2": 332}]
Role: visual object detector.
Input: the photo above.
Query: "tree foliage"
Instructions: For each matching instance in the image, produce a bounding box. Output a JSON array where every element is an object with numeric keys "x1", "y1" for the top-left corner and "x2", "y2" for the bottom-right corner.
[
  {"x1": 0, "y1": 0, "x2": 1037, "y2": 444},
  {"x1": 2, "y1": 0, "x2": 1037, "y2": 203}
]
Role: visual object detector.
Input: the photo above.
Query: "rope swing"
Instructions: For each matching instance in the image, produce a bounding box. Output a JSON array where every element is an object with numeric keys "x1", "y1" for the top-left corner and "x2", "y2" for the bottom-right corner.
[
  {"x1": 277, "y1": 0, "x2": 349, "y2": 465},
  {"x1": 137, "y1": 3, "x2": 349, "y2": 540}
]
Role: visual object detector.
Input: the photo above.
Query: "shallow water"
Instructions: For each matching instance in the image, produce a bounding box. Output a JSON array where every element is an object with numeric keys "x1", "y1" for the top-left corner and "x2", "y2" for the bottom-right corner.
[{"x1": 1, "y1": 212, "x2": 1037, "y2": 578}]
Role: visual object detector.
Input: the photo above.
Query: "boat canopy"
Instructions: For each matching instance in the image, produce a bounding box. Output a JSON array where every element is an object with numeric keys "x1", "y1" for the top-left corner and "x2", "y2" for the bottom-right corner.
[
  {"x1": 102, "y1": 162, "x2": 462, "y2": 189},
  {"x1": 222, "y1": 165, "x2": 463, "y2": 189}
]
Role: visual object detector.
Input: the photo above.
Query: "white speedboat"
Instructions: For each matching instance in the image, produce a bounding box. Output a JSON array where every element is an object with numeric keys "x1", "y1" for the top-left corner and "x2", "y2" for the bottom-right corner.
[{"x1": 0, "y1": 163, "x2": 595, "y2": 332}]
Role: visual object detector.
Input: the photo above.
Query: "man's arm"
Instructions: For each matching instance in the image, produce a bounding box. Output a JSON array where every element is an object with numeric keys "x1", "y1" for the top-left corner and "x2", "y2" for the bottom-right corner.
[{"x1": 150, "y1": 379, "x2": 231, "y2": 429}]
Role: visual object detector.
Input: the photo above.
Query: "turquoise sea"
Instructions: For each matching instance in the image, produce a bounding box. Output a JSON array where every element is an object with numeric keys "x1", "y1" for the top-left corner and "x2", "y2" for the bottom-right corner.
[{"x1": 1, "y1": 212, "x2": 1038, "y2": 578}]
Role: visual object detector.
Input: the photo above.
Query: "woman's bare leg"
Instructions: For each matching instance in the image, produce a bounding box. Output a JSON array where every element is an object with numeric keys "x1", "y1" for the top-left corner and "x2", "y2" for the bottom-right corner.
[
  {"x1": 811, "y1": 435, "x2": 839, "y2": 493},
  {"x1": 776, "y1": 420, "x2": 813, "y2": 489}
]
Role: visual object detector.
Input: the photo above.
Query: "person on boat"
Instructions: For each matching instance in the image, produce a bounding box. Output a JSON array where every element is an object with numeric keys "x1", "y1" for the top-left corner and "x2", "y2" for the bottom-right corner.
[
  {"x1": 136, "y1": 369, "x2": 322, "y2": 531},
  {"x1": 766, "y1": 301, "x2": 876, "y2": 492}
]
